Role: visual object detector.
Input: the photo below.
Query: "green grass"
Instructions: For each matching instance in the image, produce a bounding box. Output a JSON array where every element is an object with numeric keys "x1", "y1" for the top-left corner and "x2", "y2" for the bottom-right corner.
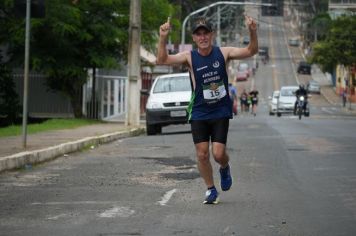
[{"x1": 0, "y1": 119, "x2": 102, "y2": 137}]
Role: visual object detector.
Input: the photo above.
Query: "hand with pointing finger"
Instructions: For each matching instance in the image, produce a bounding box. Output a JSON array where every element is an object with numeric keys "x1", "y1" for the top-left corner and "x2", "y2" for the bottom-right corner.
[
  {"x1": 245, "y1": 15, "x2": 257, "y2": 31},
  {"x1": 159, "y1": 17, "x2": 171, "y2": 38}
]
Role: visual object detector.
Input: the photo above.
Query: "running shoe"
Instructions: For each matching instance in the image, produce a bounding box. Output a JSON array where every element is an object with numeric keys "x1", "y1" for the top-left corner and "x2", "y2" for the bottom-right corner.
[
  {"x1": 203, "y1": 187, "x2": 219, "y2": 204},
  {"x1": 220, "y1": 164, "x2": 232, "y2": 191}
]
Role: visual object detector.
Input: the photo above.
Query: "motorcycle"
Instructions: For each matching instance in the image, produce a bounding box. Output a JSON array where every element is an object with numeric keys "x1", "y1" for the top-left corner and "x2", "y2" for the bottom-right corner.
[{"x1": 296, "y1": 95, "x2": 309, "y2": 120}]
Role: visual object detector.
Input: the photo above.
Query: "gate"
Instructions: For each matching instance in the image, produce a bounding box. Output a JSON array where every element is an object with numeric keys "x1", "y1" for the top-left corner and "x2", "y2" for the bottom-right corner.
[
  {"x1": 83, "y1": 71, "x2": 153, "y2": 121},
  {"x1": 99, "y1": 75, "x2": 127, "y2": 121},
  {"x1": 140, "y1": 71, "x2": 153, "y2": 114}
]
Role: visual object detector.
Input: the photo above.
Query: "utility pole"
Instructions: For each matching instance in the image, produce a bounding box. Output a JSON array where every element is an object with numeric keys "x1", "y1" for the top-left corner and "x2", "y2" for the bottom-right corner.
[
  {"x1": 126, "y1": 0, "x2": 141, "y2": 126},
  {"x1": 22, "y1": 0, "x2": 31, "y2": 148}
]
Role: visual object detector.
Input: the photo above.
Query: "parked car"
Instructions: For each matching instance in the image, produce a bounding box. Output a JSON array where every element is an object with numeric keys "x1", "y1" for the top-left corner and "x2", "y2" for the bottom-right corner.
[
  {"x1": 268, "y1": 90, "x2": 280, "y2": 115},
  {"x1": 259, "y1": 46, "x2": 269, "y2": 64},
  {"x1": 145, "y1": 73, "x2": 192, "y2": 135},
  {"x1": 297, "y1": 61, "x2": 311, "y2": 74},
  {"x1": 242, "y1": 36, "x2": 250, "y2": 45},
  {"x1": 276, "y1": 86, "x2": 299, "y2": 117},
  {"x1": 307, "y1": 80, "x2": 321, "y2": 94},
  {"x1": 235, "y1": 62, "x2": 251, "y2": 81},
  {"x1": 288, "y1": 37, "x2": 300, "y2": 47},
  {"x1": 236, "y1": 70, "x2": 248, "y2": 81},
  {"x1": 259, "y1": 46, "x2": 269, "y2": 57},
  {"x1": 238, "y1": 62, "x2": 251, "y2": 77}
]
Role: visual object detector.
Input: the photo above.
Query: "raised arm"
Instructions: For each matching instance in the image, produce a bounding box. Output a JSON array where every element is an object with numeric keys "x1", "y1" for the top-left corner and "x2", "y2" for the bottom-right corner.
[
  {"x1": 156, "y1": 17, "x2": 189, "y2": 65},
  {"x1": 222, "y1": 15, "x2": 258, "y2": 60}
]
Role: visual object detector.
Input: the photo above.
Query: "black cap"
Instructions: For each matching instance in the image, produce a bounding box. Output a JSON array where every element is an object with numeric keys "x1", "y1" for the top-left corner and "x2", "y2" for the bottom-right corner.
[{"x1": 192, "y1": 18, "x2": 213, "y2": 34}]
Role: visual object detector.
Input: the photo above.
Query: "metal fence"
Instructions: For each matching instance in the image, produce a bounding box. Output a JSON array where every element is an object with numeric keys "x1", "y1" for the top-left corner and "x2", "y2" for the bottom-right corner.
[
  {"x1": 83, "y1": 71, "x2": 153, "y2": 121},
  {"x1": 10, "y1": 70, "x2": 154, "y2": 120},
  {"x1": 329, "y1": 0, "x2": 356, "y2": 3}
]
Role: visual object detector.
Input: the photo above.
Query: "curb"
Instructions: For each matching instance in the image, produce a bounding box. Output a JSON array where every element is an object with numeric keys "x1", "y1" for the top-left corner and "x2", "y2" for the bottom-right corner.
[{"x1": 0, "y1": 127, "x2": 145, "y2": 173}]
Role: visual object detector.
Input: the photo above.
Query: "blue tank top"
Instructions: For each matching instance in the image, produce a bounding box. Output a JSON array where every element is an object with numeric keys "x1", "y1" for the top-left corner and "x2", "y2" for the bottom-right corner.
[{"x1": 188, "y1": 46, "x2": 232, "y2": 120}]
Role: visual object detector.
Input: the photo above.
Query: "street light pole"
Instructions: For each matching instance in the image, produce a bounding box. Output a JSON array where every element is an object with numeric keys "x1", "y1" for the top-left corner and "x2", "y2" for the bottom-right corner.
[
  {"x1": 217, "y1": 6, "x2": 221, "y2": 46},
  {"x1": 180, "y1": 1, "x2": 273, "y2": 46},
  {"x1": 22, "y1": 0, "x2": 31, "y2": 148}
]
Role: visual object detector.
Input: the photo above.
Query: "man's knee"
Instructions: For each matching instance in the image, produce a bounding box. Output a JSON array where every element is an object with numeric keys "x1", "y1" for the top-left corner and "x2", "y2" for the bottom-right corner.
[
  {"x1": 212, "y1": 147, "x2": 227, "y2": 163},
  {"x1": 196, "y1": 149, "x2": 209, "y2": 163}
]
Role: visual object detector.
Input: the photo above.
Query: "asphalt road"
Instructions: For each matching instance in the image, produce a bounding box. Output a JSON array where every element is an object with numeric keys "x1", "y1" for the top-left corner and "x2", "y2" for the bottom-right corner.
[{"x1": 1, "y1": 109, "x2": 356, "y2": 236}]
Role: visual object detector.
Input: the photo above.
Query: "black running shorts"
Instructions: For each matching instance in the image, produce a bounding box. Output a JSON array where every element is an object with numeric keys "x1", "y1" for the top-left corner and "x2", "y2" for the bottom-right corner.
[
  {"x1": 251, "y1": 97, "x2": 258, "y2": 105},
  {"x1": 190, "y1": 118, "x2": 229, "y2": 144}
]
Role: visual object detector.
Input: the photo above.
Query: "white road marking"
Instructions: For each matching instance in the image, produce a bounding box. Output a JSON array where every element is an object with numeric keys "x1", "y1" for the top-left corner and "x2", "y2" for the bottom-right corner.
[
  {"x1": 98, "y1": 206, "x2": 135, "y2": 218},
  {"x1": 32, "y1": 202, "x2": 135, "y2": 219},
  {"x1": 32, "y1": 201, "x2": 119, "y2": 205},
  {"x1": 321, "y1": 107, "x2": 337, "y2": 114},
  {"x1": 157, "y1": 189, "x2": 177, "y2": 206},
  {"x1": 223, "y1": 226, "x2": 231, "y2": 234},
  {"x1": 46, "y1": 213, "x2": 68, "y2": 220}
]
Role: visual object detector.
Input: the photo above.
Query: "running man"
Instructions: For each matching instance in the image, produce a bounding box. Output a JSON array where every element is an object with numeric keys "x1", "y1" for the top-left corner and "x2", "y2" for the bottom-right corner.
[
  {"x1": 156, "y1": 15, "x2": 258, "y2": 204},
  {"x1": 240, "y1": 89, "x2": 249, "y2": 113},
  {"x1": 249, "y1": 88, "x2": 259, "y2": 116}
]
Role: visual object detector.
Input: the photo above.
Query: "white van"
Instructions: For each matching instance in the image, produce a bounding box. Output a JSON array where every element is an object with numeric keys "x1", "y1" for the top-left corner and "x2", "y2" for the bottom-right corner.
[
  {"x1": 276, "y1": 86, "x2": 299, "y2": 117},
  {"x1": 145, "y1": 73, "x2": 192, "y2": 135}
]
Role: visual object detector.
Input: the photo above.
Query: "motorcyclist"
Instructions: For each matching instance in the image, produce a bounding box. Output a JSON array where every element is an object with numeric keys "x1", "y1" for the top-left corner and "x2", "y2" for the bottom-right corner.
[{"x1": 294, "y1": 84, "x2": 308, "y2": 115}]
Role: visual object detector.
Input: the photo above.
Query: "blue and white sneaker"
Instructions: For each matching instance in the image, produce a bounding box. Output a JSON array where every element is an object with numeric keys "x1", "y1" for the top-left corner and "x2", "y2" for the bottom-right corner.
[
  {"x1": 220, "y1": 164, "x2": 232, "y2": 191},
  {"x1": 203, "y1": 187, "x2": 219, "y2": 204}
]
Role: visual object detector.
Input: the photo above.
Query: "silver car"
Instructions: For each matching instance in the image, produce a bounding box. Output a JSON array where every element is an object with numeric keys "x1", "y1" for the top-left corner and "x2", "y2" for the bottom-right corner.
[
  {"x1": 307, "y1": 80, "x2": 321, "y2": 94},
  {"x1": 268, "y1": 90, "x2": 280, "y2": 115},
  {"x1": 276, "y1": 86, "x2": 299, "y2": 117},
  {"x1": 288, "y1": 37, "x2": 300, "y2": 47}
]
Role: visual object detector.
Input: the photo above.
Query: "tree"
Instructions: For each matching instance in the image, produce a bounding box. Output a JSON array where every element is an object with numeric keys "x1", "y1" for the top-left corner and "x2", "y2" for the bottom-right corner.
[
  {"x1": 309, "y1": 41, "x2": 337, "y2": 73},
  {"x1": 309, "y1": 15, "x2": 356, "y2": 74},
  {"x1": 309, "y1": 13, "x2": 331, "y2": 41},
  {"x1": 261, "y1": 0, "x2": 283, "y2": 17},
  {"x1": 0, "y1": 54, "x2": 21, "y2": 126},
  {"x1": 313, "y1": 0, "x2": 329, "y2": 14},
  {"x1": 0, "y1": 0, "x2": 179, "y2": 118},
  {"x1": 14, "y1": 0, "x2": 45, "y2": 18}
]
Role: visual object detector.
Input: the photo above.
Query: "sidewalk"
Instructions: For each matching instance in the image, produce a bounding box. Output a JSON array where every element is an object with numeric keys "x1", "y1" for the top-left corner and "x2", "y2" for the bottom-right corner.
[
  {"x1": 319, "y1": 85, "x2": 356, "y2": 111},
  {"x1": 0, "y1": 122, "x2": 145, "y2": 173},
  {"x1": 311, "y1": 65, "x2": 340, "y2": 105}
]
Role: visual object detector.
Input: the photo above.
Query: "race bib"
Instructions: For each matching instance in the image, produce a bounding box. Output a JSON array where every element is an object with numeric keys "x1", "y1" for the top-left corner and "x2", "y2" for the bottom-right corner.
[{"x1": 203, "y1": 82, "x2": 226, "y2": 102}]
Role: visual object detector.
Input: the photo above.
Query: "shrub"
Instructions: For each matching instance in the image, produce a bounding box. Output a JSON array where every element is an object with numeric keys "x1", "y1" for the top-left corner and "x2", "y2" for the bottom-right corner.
[{"x1": 0, "y1": 58, "x2": 21, "y2": 126}]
